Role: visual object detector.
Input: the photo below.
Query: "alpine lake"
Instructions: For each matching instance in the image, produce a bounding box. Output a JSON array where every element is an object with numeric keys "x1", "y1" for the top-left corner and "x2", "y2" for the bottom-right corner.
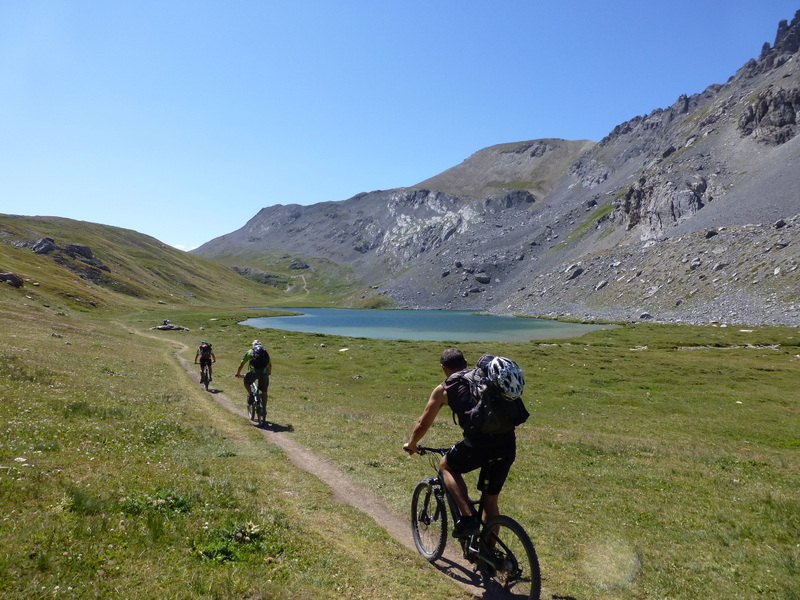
[{"x1": 240, "y1": 308, "x2": 613, "y2": 342}]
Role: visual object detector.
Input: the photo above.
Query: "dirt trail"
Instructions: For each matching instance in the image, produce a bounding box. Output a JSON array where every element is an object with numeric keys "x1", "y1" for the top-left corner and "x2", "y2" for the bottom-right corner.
[{"x1": 175, "y1": 355, "x2": 488, "y2": 598}]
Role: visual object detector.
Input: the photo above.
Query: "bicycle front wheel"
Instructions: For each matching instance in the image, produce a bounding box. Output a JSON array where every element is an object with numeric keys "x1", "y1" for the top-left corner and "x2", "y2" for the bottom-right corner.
[
  {"x1": 247, "y1": 397, "x2": 256, "y2": 421},
  {"x1": 410, "y1": 479, "x2": 447, "y2": 561},
  {"x1": 480, "y1": 515, "x2": 540, "y2": 600}
]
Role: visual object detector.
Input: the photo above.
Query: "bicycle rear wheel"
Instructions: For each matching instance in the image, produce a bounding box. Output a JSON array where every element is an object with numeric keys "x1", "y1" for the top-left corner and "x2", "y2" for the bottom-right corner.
[
  {"x1": 200, "y1": 369, "x2": 209, "y2": 391},
  {"x1": 410, "y1": 479, "x2": 447, "y2": 561},
  {"x1": 480, "y1": 515, "x2": 540, "y2": 600},
  {"x1": 256, "y1": 392, "x2": 266, "y2": 424}
]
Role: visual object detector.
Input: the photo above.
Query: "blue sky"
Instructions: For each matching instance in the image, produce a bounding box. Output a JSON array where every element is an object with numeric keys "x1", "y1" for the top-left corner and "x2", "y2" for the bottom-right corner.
[{"x1": 1, "y1": 2, "x2": 797, "y2": 251}]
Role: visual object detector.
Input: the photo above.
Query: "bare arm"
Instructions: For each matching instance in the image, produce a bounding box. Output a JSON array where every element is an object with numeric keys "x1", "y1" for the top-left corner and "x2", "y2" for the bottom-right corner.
[
  {"x1": 235, "y1": 353, "x2": 248, "y2": 377},
  {"x1": 403, "y1": 383, "x2": 448, "y2": 454}
]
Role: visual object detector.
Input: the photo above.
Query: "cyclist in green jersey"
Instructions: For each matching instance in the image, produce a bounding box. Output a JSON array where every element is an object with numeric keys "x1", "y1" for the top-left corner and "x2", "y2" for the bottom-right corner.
[{"x1": 235, "y1": 340, "x2": 272, "y2": 405}]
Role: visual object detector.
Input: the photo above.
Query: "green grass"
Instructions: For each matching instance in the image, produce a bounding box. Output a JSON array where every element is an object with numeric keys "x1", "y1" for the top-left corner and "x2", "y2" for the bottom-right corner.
[
  {"x1": 197, "y1": 320, "x2": 797, "y2": 600},
  {"x1": 0, "y1": 305, "x2": 469, "y2": 600},
  {"x1": 552, "y1": 202, "x2": 614, "y2": 250},
  {"x1": 56, "y1": 309, "x2": 793, "y2": 600}
]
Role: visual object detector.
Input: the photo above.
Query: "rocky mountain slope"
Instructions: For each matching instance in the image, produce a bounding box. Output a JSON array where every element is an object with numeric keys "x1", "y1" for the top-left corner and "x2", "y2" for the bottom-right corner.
[{"x1": 194, "y1": 12, "x2": 800, "y2": 326}]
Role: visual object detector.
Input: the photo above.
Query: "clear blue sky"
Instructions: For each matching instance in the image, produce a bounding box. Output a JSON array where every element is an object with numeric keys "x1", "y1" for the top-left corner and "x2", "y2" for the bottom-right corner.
[{"x1": 1, "y1": 2, "x2": 797, "y2": 250}]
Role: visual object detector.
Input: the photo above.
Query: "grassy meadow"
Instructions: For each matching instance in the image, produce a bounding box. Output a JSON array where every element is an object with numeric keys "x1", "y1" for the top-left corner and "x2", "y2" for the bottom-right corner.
[{"x1": 1, "y1": 293, "x2": 798, "y2": 599}]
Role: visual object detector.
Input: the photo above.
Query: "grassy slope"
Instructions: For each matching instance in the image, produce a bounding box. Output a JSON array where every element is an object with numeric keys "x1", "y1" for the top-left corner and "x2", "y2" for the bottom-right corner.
[
  {"x1": 193, "y1": 249, "x2": 370, "y2": 308},
  {"x1": 0, "y1": 214, "x2": 284, "y2": 312},
  {"x1": 1, "y1": 216, "x2": 798, "y2": 599},
  {"x1": 0, "y1": 303, "x2": 469, "y2": 600}
]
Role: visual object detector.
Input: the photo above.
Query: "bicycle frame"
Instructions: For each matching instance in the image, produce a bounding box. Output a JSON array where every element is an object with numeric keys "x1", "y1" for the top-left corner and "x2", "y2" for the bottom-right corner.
[
  {"x1": 412, "y1": 446, "x2": 541, "y2": 599},
  {"x1": 416, "y1": 447, "x2": 493, "y2": 565},
  {"x1": 199, "y1": 362, "x2": 210, "y2": 390},
  {"x1": 248, "y1": 379, "x2": 266, "y2": 424}
]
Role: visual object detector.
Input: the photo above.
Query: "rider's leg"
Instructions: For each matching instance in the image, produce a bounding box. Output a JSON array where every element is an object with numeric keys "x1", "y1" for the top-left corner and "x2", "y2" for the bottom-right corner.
[
  {"x1": 258, "y1": 374, "x2": 269, "y2": 408},
  {"x1": 441, "y1": 455, "x2": 474, "y2": 517},
  {"x1": 482, "y1": 494, "x2": 500, "y2": 521},
  {"x1": 482, "y1": 494, "x2": 503, "y2": 550},
  {"x1": 243, "y1": 372, "x2": 255, "y2": 400},
  {"x1": 442, "y1": 456, "x2": 481, "y2": 537}
]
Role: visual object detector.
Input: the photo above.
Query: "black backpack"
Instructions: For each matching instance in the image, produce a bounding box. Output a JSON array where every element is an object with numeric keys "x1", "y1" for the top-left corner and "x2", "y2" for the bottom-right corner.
[
  {"x1": 451, "y1": 363, "x2": 530, "y2": 436},
  {"x1": 250, "y1": 345, "x2": 270, "y2": 370},
  {"x1": 199, "y1": 343, "x2": 212, "y2": 358}
]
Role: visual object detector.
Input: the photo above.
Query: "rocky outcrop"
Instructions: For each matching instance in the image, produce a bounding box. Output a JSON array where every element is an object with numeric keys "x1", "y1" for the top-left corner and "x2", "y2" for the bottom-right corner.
[
  {"x1": 150, "y1": 324, "x2": 190, "y2": 331},
  {"x1": 610, "y1": 173, "x2": 726, "y2": 240},
  {"x1": 15, "y1": 237, "x2": 111, "y2": 284},
  {"x1": 32, "y1": 238, "x2": 57, "y2": 254},
  {"x1": 738, "y1": 86, "x2": 800, "y2": 145},
  {"x1": 0, "y1": 272, "x2": 23, "y2": 288}
]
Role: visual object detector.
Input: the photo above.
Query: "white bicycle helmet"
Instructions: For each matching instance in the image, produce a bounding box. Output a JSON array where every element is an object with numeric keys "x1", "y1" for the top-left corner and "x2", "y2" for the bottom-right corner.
[{"x1": 487, "y1": 356, "x2": 525, "y2": 399}]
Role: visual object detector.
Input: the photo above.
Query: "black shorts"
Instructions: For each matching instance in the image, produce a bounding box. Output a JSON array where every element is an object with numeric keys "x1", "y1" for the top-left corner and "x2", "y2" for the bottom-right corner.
[
  {"x1": 444, "y1": 436, "x2": 516, "y2": 496},
  {"x1": 243, "y1": 371, "x2": 269, "y2": 392},
  {"x1": 199, "y1": 358, "x2": 212, "y2": 367}
]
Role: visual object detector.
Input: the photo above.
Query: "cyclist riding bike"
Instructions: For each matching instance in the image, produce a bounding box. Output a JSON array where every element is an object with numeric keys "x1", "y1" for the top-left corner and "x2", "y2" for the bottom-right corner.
[
  {"x1": 404, "y1": 348, "x2": 522, "y2": 539},
  {"x1": 235, "y1": 339, "x2": 272, "y2": 407},
  {"x1": 194, "y1": 340, "x2": 216, "y2": 381}
]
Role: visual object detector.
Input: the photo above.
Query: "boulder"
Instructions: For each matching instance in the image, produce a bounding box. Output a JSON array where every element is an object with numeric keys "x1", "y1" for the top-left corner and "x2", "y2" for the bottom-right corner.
[
  {"x1": 64, "y1": 244, "x2": 96, "y2": 260},
  {"x1": 0, "y1": 272, "x2": 23, "y2": 288},
  {"x1": 32, "y1": 238, "x2": 57, "y2": 254}
]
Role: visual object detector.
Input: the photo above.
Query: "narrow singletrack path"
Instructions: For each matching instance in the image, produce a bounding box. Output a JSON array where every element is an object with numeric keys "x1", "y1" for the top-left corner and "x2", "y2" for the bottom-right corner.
[{"x1": 175, "y1": 353, "x2": 493, "y2": 598}]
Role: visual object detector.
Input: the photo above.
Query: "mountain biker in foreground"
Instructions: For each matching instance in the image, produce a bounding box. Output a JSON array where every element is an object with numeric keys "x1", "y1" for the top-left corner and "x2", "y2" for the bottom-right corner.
[
  {"x1": 194, "y1": 340, "x2": 216, "y2": 380},
  {"x1": 235, "y1": 339, "x2": 272, "y2": 407},
  {"x1": 404, "y1": 348, "x2": 520, "y2": 539}
]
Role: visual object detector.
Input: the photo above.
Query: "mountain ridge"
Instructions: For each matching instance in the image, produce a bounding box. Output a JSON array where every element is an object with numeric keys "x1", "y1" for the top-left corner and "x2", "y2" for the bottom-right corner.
[{"x1": 193, "y1": 10, "x2": 800, "y2": 326}]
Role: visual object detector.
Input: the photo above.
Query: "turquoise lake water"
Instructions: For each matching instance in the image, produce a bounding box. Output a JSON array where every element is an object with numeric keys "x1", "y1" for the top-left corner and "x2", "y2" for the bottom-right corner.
[{"x1": 240, "y1": 308, "x2": 610, "y2": 342}]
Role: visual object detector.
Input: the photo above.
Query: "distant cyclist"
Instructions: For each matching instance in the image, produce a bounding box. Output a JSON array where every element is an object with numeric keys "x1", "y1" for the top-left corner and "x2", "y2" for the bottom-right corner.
[
  {"x1": 194, "y1": 340, "x2": 216, "y2": 380},
  {"x1": 235, "y1": 339, "x2": 272, "y2": 407}
]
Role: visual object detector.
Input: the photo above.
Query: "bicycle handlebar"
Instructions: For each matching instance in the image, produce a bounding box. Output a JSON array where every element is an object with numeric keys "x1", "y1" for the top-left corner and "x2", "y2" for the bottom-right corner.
[{"x1": 416, "y1": 446, "x2": 449, "y2": 456}]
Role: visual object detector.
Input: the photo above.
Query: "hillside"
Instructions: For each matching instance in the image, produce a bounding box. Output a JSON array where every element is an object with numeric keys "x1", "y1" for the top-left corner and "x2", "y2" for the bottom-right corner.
[
  {"x1": 0, "y1": 214, "x2": 278, "y2": 314},
  {"x1": 193, "y1": 11, "x2": 800, "y2": 326}
]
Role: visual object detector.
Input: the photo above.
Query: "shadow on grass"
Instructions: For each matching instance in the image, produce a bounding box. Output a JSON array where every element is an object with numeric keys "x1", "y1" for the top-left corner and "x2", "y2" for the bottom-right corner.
[{"x1": 259, "y1": 421, "x2": 294, "y2": 433}]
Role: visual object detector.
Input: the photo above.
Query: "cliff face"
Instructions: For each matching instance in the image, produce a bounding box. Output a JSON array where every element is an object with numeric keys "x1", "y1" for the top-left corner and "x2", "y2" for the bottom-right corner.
[{"x1": 194, "y1": 11, "x2": 800, "y2": 326}]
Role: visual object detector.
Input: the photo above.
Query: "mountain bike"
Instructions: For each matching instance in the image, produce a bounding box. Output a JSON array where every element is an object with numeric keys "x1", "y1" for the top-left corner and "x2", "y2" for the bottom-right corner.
[
  {"x1": 247, "y1": 380, "x2": 266, "y2": 425},
  {"x1": 199, "y1": 362, "x2": 211, "y2": 391},
  {"x1": 411, "y1": 446, "x2": 540, "y2": 600}
]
